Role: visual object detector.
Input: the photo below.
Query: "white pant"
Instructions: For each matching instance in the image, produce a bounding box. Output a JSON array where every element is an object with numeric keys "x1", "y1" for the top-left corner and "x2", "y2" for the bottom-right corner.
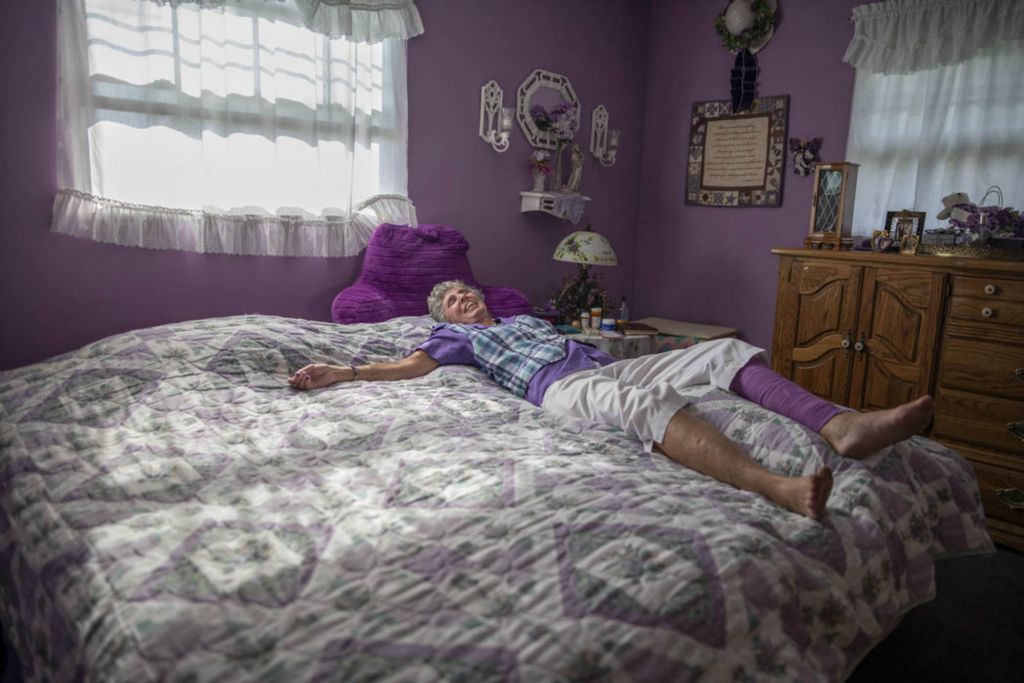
[{"x1": 541, "y1": 338, "x2": 765, "y2": 451}]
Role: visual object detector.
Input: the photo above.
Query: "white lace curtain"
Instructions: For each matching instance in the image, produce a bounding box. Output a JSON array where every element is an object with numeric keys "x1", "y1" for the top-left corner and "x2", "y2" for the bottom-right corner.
[
  {"x1": 54, "y1": 0, "x2": 422, "y2": 257},
  {"x1": 152, "y1": 0, "x2": 425, "y2": 42},
  {"x1": 843, "y1": 0, "x2": 1024, "y2": 235},
  {"x1": 844, "y1": 0, "x2": 1023, "y2": 74}
]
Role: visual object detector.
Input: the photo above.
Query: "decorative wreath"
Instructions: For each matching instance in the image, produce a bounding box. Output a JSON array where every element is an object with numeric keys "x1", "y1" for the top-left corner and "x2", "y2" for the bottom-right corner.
[{"x1": 714, "y1": 0, "x2": 775, "y2": 53}]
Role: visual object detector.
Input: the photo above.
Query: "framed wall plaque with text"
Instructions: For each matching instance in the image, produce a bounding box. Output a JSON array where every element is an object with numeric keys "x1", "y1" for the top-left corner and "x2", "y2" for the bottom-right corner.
[{"x1": 685, "y1": 95, "x2": 789, "y2": 208}]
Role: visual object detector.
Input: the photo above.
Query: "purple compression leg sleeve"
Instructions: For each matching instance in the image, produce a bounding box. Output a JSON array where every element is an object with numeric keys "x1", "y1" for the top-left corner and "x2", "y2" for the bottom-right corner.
[{"x1": 728, "y1": 358, "x2": 847, "y2": 433}]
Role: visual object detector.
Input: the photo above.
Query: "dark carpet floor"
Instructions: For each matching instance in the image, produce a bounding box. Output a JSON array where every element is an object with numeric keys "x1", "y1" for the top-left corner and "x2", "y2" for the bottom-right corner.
[
  {"x1": 848, "y1": 544, "x2": 1024, "y2": 681},
  {"x1": 3, "y1": 547, "x2": 1022, "y2": 682}
]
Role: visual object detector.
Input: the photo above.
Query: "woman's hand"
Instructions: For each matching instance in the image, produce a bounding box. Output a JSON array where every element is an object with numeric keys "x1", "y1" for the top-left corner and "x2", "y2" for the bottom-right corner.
[
  {"x1": 288, "y1": 351, "x2": 438, "y2": 390},
  {"x1": 288, "y1": 363, "x2": 348, "y2": 390}
]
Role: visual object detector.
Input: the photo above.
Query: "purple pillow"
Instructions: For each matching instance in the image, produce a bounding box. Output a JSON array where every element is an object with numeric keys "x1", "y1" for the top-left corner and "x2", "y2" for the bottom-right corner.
[{"x1": 331, "y1": 224, "x2": 532, "y2": 324}]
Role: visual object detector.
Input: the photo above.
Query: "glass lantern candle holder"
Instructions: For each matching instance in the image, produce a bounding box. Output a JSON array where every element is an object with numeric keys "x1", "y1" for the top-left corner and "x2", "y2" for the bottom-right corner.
[{"x1": 805, "y1": 162, "x2": 859, "y2": 250}]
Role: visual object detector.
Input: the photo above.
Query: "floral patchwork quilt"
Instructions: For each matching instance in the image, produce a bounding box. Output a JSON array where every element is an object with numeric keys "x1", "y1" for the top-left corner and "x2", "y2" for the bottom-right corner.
[{"x1": 0, "y1": 315, "x2": 993, "y2": 681}]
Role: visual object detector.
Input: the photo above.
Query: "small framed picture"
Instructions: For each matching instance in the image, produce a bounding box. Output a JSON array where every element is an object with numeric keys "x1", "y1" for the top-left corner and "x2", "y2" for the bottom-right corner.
[
  {"x1": 900, "y1": 233, "x2": 921, "y2": 255},
  {"x1": 884, "y1": 210, "x2": 926, "y2": 252},
  {"x1": 871, "y1": 228, "x2": 898, "y2": 253}
]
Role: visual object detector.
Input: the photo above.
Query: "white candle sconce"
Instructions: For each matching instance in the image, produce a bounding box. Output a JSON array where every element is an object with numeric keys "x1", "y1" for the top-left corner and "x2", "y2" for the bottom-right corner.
[
  {"x1": 589, "y1": 105, "x2": 619, "y2": 167},
  {"x1": 480, "y1": 80, "x2": 513, "y2": 153}
]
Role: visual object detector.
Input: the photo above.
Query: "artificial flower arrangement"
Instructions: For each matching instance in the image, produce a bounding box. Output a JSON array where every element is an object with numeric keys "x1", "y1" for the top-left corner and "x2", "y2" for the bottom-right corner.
[
  {"x1": 550, "y1": 268, "x2": 607, "y2": 327},
  {"x1": 982, "y1": 206, "x2": 1024, "y2": 238},
  {"x1": 530, "y1": 100, "x2": 579, "y2": 190},
  {"x1": 931, "y1": 187, "x2": 1023, "y2": 245},
  {"x1": 529, "y1": 149, "x2": 551, "y2": 175},
  {"x1": 530, "y1": 100, "x2": 579, "y2": 142},
  {"x1": 528, "y1": 149, "x2": 552, "y2": 192}
]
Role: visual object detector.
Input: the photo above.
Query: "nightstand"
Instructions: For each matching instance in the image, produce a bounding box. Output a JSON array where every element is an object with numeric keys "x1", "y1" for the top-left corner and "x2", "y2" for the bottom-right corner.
[
  {"x1": 571, "y1": 331, "x2": 652, "y2": 360},
  {"x1": 562, "y1": 319, "x2": 737, "y2": 361},
  {"x1": 634, "y1": 317, "x2": 738, "y2": 353}
]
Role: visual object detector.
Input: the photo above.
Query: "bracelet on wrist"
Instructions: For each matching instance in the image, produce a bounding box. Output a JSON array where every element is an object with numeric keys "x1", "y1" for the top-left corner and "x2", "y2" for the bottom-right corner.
[{"x1": 349, "y1": 363, "x2": 359, "y2": 381}]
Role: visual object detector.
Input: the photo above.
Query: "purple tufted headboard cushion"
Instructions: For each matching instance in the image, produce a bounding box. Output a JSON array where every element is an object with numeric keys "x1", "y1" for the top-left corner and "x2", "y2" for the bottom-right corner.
[{"x1": 331, "y1": 224, "x2": 533, "y2": 324}]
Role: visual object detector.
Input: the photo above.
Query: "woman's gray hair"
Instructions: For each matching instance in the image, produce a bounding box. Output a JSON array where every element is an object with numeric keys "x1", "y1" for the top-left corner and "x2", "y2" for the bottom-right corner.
[{"x1": 427, "y1": 280, "x2": 483, "y2": 322}]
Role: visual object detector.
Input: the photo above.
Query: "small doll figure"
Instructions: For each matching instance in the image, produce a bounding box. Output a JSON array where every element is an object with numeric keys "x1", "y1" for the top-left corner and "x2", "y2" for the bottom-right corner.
[
  {"x1": 565, "y1": 143, "x2": 584, "y2": 192},
  {"x1": 788, "y1": 137, "x2": 822, "y2": 176}
]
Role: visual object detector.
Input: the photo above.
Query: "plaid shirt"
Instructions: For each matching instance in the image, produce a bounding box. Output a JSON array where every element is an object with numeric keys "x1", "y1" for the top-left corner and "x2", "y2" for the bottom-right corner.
[{"x1": 435, "y1": 316, "x2": 567, "y2": 398}]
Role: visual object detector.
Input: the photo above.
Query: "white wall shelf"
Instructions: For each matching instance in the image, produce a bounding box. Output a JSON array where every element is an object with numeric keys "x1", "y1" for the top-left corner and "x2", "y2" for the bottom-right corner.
[{"x1": 519, "y1": 191, "x2": 591, "y2": 223}]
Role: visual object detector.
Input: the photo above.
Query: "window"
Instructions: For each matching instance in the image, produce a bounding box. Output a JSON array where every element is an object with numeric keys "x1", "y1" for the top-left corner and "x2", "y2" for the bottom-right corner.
[
  {"x1": 55, "y1": 0, "x2": 420, "y2": 256},
  {"x1": 846, "y1": 41, "x2": 1024, "y2": 236},
  {"x1": 843, "y1": 0, "x2": 1023, "y2": 237}
]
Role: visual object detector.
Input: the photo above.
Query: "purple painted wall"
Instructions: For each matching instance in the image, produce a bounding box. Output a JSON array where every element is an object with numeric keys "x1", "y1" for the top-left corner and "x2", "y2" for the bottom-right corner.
[
  {"x1": 408, "y1": 0, "x2": 649, "y2": 320},
  {"x1": 0, "y1": 0, "x2": 863, "y2": 369},
  {"x1": 0, "y1": 0, "x2": 649, "y2": 370},
  {"x1": 632, "y1": 0, "x2": 861, "y2": 352}
]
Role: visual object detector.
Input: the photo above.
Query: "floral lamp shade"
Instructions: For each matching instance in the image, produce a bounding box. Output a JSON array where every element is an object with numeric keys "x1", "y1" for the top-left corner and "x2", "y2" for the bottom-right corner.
[{"x1": 553, "y1": 230, "x2": 618, "y2": 266}]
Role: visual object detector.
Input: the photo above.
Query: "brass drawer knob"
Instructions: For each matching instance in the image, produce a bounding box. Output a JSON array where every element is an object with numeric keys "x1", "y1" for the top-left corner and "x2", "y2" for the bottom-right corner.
[
  {"x1": 1008, "y1": 421, "x2": 1024, "y2": 441},
  {"x1": 996, "y1": 488, "x2": 1024, "y2": 510},
  {"x1": 982, "y1": 307, "x2": 994, "y2": 318},
  {"x1": 984, "y1": 284, "x2": 997, "y2": 295}
]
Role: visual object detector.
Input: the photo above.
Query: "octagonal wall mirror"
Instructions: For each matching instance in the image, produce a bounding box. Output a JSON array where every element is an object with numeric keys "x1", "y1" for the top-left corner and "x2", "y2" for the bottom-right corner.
[{"x1": 516, "y1": 69, "x2": 580, "y2": 151}]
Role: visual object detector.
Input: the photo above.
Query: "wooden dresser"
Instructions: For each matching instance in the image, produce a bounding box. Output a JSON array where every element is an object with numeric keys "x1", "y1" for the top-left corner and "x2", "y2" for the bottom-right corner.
[{"x1": 771, "y1": 248, "x2": 1024, "y2": 551}]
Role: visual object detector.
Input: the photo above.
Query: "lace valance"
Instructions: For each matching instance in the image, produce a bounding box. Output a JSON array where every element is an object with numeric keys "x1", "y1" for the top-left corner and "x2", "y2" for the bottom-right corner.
[
  {"x1": 52, "y1": 191, "x2": 418, "y2": 257},
  {"x1": 844, "y1": 0, "x2": 1024, "y2": 74},
  {"x1": 150, "y1": 0, "x2": 424, "y2": 41}
]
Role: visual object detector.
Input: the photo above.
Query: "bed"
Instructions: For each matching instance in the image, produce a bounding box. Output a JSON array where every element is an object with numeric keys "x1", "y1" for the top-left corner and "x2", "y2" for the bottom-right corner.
[{"x1": 0, "y1": 313, "x2": 993, "y2": 681}]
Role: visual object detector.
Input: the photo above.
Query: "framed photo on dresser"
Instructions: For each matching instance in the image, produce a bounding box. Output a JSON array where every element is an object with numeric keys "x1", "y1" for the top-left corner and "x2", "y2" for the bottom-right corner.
[{"x1": 885, "y1": 210, "x2": 926, "y2": 254}]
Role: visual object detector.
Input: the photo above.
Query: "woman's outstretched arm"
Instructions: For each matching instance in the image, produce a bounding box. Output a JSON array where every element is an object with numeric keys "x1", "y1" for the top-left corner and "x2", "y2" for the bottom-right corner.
[{"x1": 288, "y1": 350, "x2": 439, "y2": 390}]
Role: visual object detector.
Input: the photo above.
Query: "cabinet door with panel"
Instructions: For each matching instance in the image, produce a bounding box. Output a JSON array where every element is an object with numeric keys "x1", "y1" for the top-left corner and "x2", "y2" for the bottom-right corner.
[
  {"x1": 848, "y1": 268, "x2": 946, "y2": 411},
  {"x1": 772, "y1": 257, "x2": 861, "y2": 404},
  {"x1": 771, "y1": 248, "x2": 1024, "y2": 551}
]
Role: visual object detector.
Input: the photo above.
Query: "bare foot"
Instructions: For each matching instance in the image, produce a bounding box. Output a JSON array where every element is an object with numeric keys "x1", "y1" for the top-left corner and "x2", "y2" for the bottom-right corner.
[
  {"x1": 767, "y1": 466, "x2": 833, "y2": 519},
  {"x1": 820, "y1": 395, "x2": 934, "y2": 459}
]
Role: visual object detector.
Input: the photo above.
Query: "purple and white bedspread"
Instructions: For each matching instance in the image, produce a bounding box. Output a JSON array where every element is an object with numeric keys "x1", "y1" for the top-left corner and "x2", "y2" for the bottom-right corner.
[{"x1": 0, "y1": 315, "x2": 993, "y2": 682}]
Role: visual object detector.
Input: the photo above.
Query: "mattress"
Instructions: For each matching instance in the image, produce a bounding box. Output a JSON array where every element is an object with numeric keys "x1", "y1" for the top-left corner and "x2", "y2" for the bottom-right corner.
[{"x1": 0, "y1": 314, "x2": 993, "y2": 681}]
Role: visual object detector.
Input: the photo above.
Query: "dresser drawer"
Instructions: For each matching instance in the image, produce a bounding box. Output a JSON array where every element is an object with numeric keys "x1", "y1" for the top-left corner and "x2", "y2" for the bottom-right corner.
[
  {"x1": 948, "y1": 296, "x2": 1024, "y2": 328},
  {"x1": 969, "y1": 458, "x2": 1024, "y2": 530},
  {"x1": 939, "y1": 336, "x2": 1024, "y2": 400},
  {"x1": 933, "y1": 388, "x2": 1024, "y2": 457},
  {"x1": 954, "y1": 275, "x2": 1024, "y2": 302}
]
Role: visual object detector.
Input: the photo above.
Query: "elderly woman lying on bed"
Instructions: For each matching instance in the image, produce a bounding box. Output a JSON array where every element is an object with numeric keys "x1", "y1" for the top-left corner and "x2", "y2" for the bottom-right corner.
[{"x1": 290, "y1": 280, "x2": 933, "y2": 519}]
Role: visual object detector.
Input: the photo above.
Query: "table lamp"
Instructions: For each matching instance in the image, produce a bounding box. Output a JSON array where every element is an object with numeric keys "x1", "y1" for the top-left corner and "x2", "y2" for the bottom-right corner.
[{"x1": 552, "y1": 225, "x2": 617, "y2": 322}]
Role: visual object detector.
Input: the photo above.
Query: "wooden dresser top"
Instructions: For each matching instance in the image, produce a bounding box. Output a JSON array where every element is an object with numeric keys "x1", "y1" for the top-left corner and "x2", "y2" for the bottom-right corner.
[{"x1": 771, "y1": 247, "x2": 1024, "y2": 276}]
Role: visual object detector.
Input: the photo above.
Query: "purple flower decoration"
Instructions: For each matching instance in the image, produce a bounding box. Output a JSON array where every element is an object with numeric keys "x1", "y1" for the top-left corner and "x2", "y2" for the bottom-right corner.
[
  {"x1": 982, "y1": 206, "x2": 1024, "y2": 237},
  {"x1": 530, "y1": 105, "x2": 552, "y2": 131},
  {"x1": 530, "y1": 100, "x2": 578, "y2": 141}
]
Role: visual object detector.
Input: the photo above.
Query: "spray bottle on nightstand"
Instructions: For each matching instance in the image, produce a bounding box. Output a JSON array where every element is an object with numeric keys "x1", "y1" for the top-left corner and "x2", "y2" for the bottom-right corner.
[{"x1": 616, "y1": 297, "x2": 629, "y2": 331}]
